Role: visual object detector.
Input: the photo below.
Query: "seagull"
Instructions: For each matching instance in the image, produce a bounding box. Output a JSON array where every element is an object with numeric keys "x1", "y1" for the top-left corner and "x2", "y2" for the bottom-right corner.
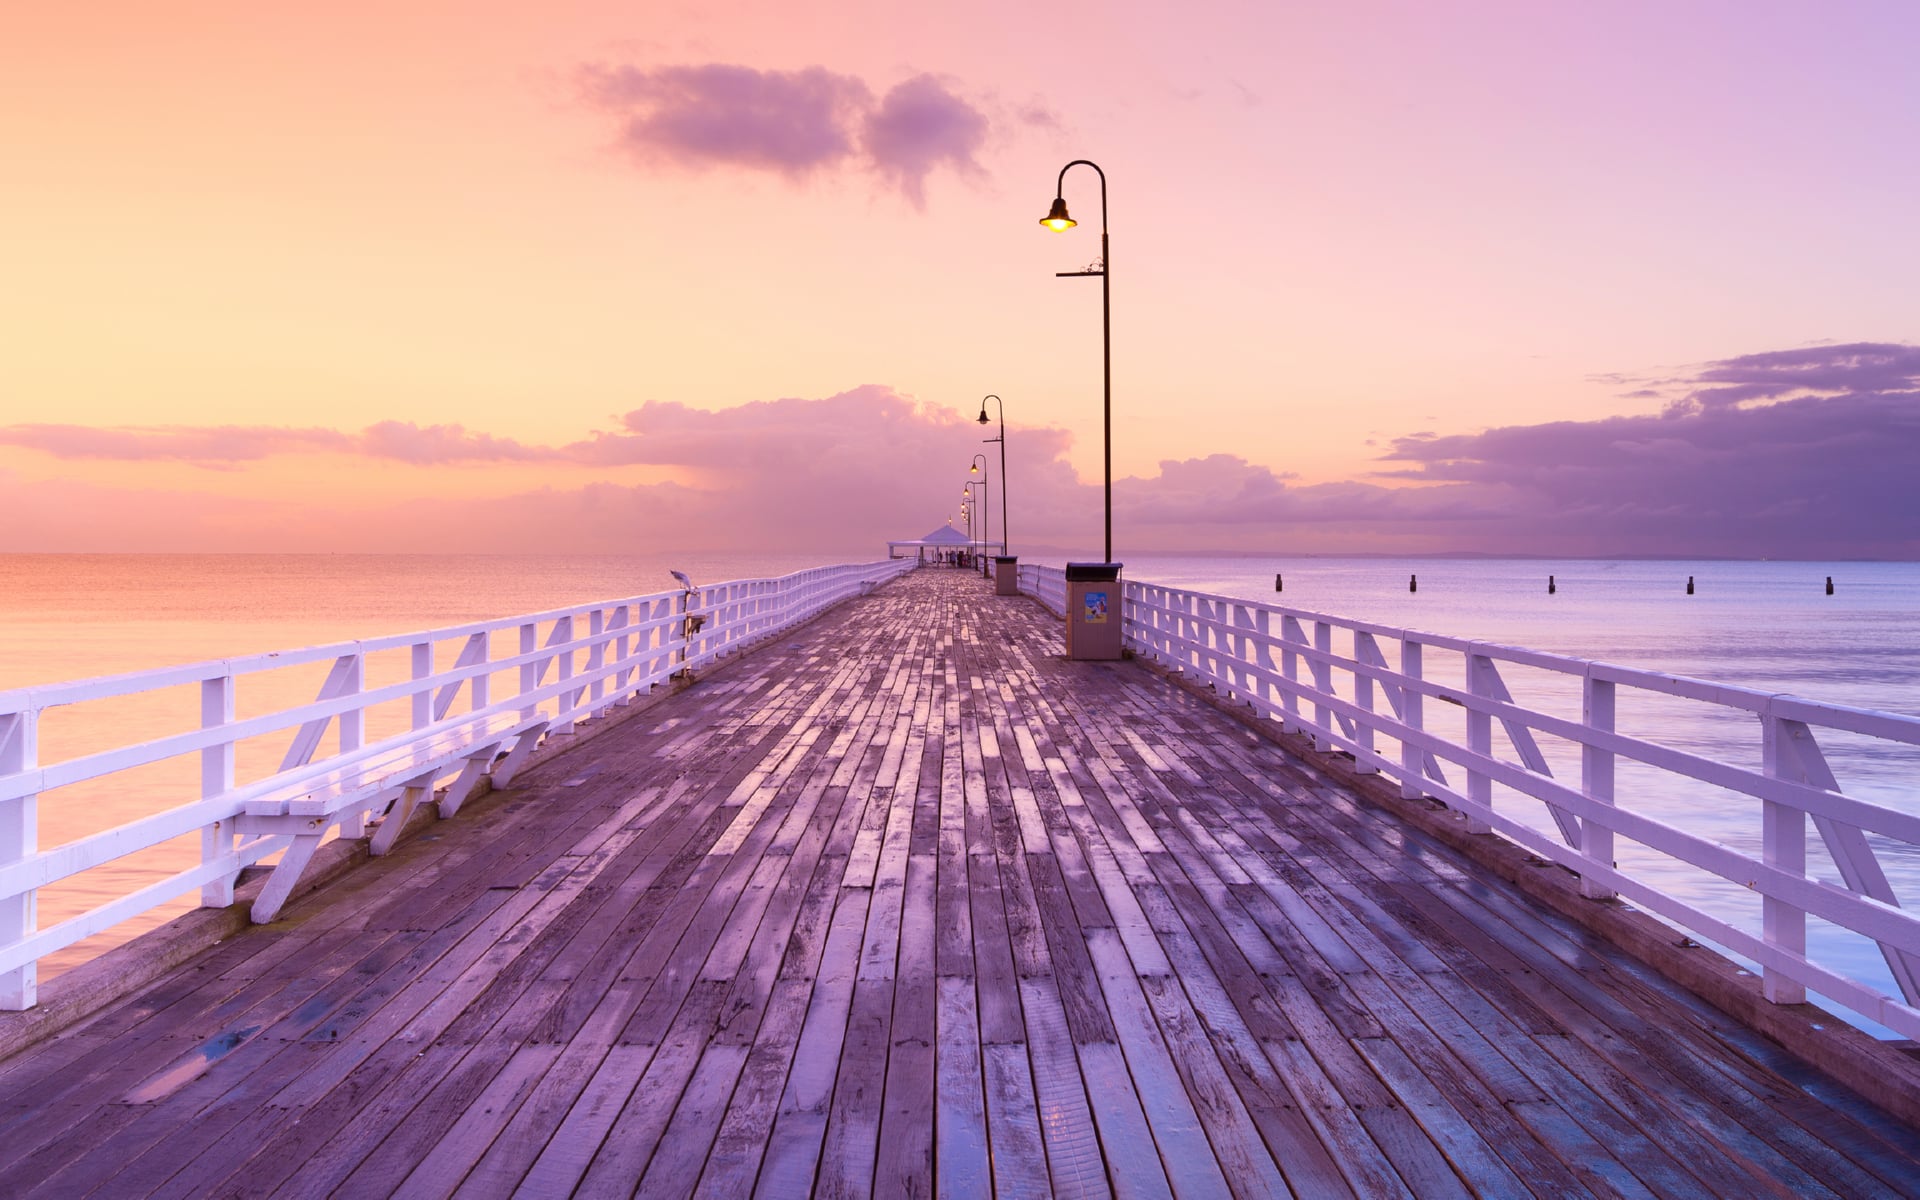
[{"x1": 670, "y1": 570, "x2": 696, "y2": 592}]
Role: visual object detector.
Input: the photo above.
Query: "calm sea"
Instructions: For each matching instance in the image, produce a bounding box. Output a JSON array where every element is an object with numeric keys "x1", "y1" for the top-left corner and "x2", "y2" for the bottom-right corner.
[{"x1": 5, "y1": 553, "x2": 1918, "y2": 1033}]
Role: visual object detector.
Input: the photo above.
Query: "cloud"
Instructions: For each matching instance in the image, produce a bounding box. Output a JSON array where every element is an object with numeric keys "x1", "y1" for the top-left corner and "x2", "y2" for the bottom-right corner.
[
  {"x1": 0, "y1": 424, "x2": 353, "y2": 466},
  {"x1": 358, "y1": 421, "x2": 556, "y2": 464},
  {"x1": 580, "y1": 63, "x2": 869, "y2": 178},
  {"x1": 578, "y1": 62, "x2": 994, "y2": 206},
  {"x1": 1375, "y1": 342, "x2": 1920, "y2": 557},
  {"x1": 1676, "y1": 342, "x2": 1920, "y2": 413},
  {"x1": 862, "y1": 75, "x2": 988, "y2": 207},
  {"x1": 8, "y1": 342, "x2": 1918, "y2": 558},
  {"x1": 0, "y1": 422, "x2": 556, "y2": 466},
  {"x1": 0, "y1": 387, "x2": 1100, "y2": 554}
]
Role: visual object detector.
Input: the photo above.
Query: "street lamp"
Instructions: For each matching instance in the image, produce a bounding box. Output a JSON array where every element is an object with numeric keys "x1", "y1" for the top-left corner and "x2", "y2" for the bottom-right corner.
[
  {"x1": 969, "y1": 454, "x2": 991, "y2": 576},
  {"x1": 961, "y1": 482, "x2": 980, "y2": 568},
  {"x1": 1040, "y1": 159, "x2": 1111, "y2": 565},
  {"x1": 976, "y1": 395, "x2": 1008, "y2": 558}
]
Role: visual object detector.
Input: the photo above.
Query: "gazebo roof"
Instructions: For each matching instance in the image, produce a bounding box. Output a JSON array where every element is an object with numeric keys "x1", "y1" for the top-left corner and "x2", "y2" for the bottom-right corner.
[{"x1": 915, "y1": 524, "x2": 971, "y2": 545}]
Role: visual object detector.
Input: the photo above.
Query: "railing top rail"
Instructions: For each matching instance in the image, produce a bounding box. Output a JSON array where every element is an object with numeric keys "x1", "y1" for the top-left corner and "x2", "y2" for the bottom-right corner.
[{"x1": 1, "y1": 559, "x2": 908, "y2": 715}]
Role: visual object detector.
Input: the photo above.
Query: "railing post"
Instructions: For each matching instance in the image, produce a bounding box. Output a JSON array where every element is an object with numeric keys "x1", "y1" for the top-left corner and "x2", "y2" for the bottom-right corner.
[
  {"x1": 588, "y1": 609, "x2": 607, "y2": 711},
  {"x1": 337, "y1": 654, "x2": 368, "y2": 837},
  {"x1": 611, "y1": 606, "x2": 630, "y2": 694},
  {"x1": 1463, "y1": 653, "x2": 1495, "y2": 833},
  {"x1": 1580, "y1": 674, "x2": 1617, "y2": 900},
  {"x1": 519, "y1": 622, "x2": 538, "y2": 721},
  {"x1": 1, "y1": 709, "x2": 38, "y2": 1009},
  {"x1": 1280, "y1": 617, "x2": 1304, "y2": 734},
  {"x1": 1761, "y1": 714, "x2": 1809, "y2": 1004},
  {"x1": 1352, "y1": 631, "x2": 1378, "y2": 774},
  {"x1": 200, "y1": 675, "x2": 239, "y2": 907},
  {"x1": 411, "y1": 641, "x2": 433, "y2": 731},
  {"x1": 1399, "y1": 638, "x2": 1426, "y2": 799},
  {"x1": 470, "y1": 632, "x2": 491, "y2": 712},
  {"x1": 1253, "y1": 609, "x2": 1273, "y2": 712},
  {"x1": 1312, "y1": 621, "x2": 1334, "y2": 744},
  {"x1": 554, "y1": 615, "x2": 577, "y2": 732}
]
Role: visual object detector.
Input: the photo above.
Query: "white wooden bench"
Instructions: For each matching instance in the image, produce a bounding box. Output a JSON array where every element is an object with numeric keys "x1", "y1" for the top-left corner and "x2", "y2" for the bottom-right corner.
[{"x1": 235, "y1": 708, "x2": 550, "y2": 922}]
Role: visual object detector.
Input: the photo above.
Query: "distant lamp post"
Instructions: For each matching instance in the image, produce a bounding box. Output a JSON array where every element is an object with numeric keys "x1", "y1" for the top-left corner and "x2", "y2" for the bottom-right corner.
[
  {"x1": 960, "y1": 486, "x2": 974, "y2": 567},
  {"x1": 1040, "y1": 159, "x2": 1112, "y2": 565},
  {"x1": 976, "y1": 395, "x2": 1008, "y2": 558},
  {"x1": 970, "y1": 453, "x2": 991, "y2": 576},
  {"x1": 967, "y1": 480, "x2": 983, "y2": 568}
]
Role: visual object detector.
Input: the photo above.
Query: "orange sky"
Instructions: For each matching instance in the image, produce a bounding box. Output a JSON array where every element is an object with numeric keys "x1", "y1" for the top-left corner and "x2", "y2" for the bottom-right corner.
[{"x1": 5, "y1": 2, "x2": 1919, "y2": 557}]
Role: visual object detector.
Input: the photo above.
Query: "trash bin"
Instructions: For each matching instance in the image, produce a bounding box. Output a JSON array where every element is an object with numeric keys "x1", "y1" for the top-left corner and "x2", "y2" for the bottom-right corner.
[
  {"x1": 994, "y1": 556, "x2": 1019, "y2": 596},
  {"x1": 1064, "y1": 562, "x2": 1123, "y2": 661}
]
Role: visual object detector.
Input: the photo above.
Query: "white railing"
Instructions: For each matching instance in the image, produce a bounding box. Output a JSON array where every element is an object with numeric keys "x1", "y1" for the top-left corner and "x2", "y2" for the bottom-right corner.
[
  {"x1": 1018, "y1": 562, "x2": 1068, "y2": 616},
  {"x1": 1073, "y1": 575, "x2": 1920, "y2": 1040},
  {"x1": 0, "y1": 558, "x2": 913, "y2": 1009}
]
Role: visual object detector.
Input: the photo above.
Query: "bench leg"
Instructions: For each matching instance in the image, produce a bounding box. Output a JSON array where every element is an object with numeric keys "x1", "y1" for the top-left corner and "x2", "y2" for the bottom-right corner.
[
  {"x1": 370, "y1": 778, "x2": 434, "y2": 857},
  {"x1": 252, "y1": 833, "x2": 324, "y2": 923},
  {"x1": 438, "y1": 752, "x2": 494, "y2": 820},
  {"x1": 490, "y1": 725, "x2": 548, "y2": 789}
]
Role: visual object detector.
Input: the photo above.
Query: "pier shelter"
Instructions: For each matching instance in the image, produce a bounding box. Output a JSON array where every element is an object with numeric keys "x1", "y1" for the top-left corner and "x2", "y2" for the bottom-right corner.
[
  {"x1": 887, "y1": 522, "x2": 1001, "y2": 563},
  {"x1": 1, "y1": 569, "x2": 1916, "y2": 1196}
]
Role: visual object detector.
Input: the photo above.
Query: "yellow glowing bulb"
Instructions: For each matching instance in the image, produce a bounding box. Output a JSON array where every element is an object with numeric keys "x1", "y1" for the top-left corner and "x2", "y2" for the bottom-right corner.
[{"x1": 1039, "y1": 196, "x2": 1076, "y2": 231}]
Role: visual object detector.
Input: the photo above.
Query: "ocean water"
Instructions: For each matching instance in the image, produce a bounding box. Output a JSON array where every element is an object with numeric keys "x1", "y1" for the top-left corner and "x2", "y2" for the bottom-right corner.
[{"x1": 5, "y1": 553, "x2": 1918, "y2": 1034}]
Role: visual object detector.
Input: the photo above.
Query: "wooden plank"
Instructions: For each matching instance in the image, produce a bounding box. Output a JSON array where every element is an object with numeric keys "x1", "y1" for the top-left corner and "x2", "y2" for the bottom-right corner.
[
  {"x1": 1022, "y1": 851, "x2": 1117, "y2": 1046},
  {"x1": 1078, "y1": 1041, "x2": 1175, "y2": 1200},
  {"x1": 690, "y1": 978, "x2": 812, "y2": 1199},
  {"x1": 935, "y1": 975, "x2": 992, "y2": 1197},
  {"x1": 1017, "y1": 977, "x2": 1111, "y2": 1200},
  {"x1": 983, "y1": 1041, "x2": 1052, "y2": 1200},
  {"x1": 449, "y1": 979, "x2": 650, "y2": 1197},
  {"x1": 1137, "y1": 974, "x2": 1294, "y2": 1198},
  {"x1": 1083, "y1": 927, "x2": 1230, "y2": 1199},
  {"x1": 754, "y1": 885, "x2": 870, "y2": 1197},
  {"x1": 874, "y1": 853, "x2": 938, "y2": 1197},
  {"x1": 390, "y1": 1044, "x2": 564, "y2": 1199},
  {"x1": 570, "y1": 982, "x2": 732, "y2": 1196},
  {"x1": 968, "y1": 850, "x2": 1023, "y2": 1045},
  {"x1": 814, "y1": 976, "x2": 892, "y2": 1197},
  {"x1": 1350, "y1": 1037, "x2": 1531, "y2": 1197},
  {"x1": 1139, "y1": 920, "x2": 1351, "y2": 1198},
  {"x1": 633, "y1": 1042, "x2": 751, "y2": 1200},
  {"x1": 513, "y1": 1045, "x2": 660, "y2": 1197}
]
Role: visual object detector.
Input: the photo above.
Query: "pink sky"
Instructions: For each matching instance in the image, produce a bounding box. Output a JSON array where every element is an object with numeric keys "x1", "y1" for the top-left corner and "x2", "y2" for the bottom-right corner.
[{"x1": 5, "y1": 1, "x2": 1918, "y2": 558}]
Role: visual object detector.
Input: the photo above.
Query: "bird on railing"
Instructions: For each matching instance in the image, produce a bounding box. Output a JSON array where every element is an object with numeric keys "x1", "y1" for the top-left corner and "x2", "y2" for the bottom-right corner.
[{"x1": 670, "y1": 570, "x2": 696, "y2": 592}]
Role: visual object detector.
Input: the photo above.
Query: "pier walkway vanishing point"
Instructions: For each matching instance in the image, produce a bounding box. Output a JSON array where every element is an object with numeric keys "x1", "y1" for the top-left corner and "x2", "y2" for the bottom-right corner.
[{"x1": 2, "y1": 569, "x2": 1918, "y2": 1198}]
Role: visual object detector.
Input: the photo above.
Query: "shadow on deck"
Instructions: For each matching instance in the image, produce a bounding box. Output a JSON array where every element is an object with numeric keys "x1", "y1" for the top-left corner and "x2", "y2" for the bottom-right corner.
[{"x1": 1, "y1": 569, "x2": 1916, "y2": 1197}]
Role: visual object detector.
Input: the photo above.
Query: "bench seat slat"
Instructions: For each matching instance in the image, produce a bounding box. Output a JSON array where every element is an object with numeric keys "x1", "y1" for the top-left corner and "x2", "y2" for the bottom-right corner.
[{"x1": 235, "y1": 712, "x2": 549, "y2": 922}]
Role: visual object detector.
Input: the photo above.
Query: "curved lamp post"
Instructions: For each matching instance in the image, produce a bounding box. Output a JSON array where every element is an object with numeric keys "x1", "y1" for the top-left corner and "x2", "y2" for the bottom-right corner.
[
  {"x1": 1041, "y1": 160, "x2": 1111, "y2": 564},
  {"x1": 969, "y1": 454, "x2": 991, "y2": 576},
  {"x1": 967, "y1": 481, "x2": 983, "y2": 564},
  {"x1": 976, "y1": 395, "x2": 1008, "y2": 558}
]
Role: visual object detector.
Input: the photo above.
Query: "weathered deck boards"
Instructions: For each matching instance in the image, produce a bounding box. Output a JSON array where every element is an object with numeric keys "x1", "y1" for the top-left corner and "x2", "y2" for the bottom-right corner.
[{"x1": 3, "y1": 568, "x2": 1918, "y2": 1198}]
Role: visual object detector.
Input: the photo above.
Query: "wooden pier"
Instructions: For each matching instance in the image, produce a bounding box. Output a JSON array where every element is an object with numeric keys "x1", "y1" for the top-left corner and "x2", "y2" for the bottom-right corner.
[{"x1": 1, "y1": 569, "x2": 1916, "y2": 1197}]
